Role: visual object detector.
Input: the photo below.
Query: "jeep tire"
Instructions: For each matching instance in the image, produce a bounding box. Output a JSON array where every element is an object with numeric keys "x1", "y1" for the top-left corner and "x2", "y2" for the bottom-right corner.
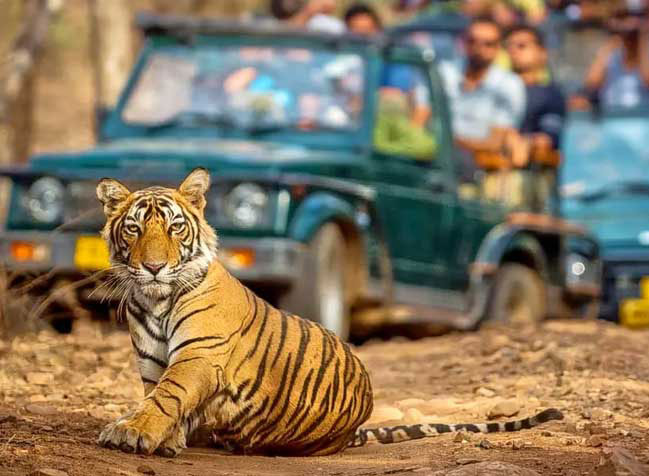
[
  {"x1": 486, "y1": 263, "x2": 546, "y2": 325},
  {"x1": 557, "y1": 296, "x2": 600, "y2": 320},
  {"x1": 279, "y1": 223, "x2": 350, "y2": 339}
]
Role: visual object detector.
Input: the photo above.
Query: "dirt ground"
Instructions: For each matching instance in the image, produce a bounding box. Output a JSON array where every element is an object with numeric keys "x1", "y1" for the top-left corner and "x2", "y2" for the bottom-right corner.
[{"x1": 1, "y1": 319, "x2": 648, "y2": 476}]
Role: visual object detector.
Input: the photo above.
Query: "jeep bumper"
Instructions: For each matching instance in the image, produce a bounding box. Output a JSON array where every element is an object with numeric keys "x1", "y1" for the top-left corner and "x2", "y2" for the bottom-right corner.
[{"x1": 0, "y1": 231, "x2": 306, "y2": 285}]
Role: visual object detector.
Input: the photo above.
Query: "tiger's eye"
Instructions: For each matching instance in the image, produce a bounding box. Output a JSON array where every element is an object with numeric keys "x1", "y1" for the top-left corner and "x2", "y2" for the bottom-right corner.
[
  {"x1": 170, "y1": 222, "x2": 185, "y2": 233},
  {"x1": 126, "y1": 224, "x2": 139, "y2": 234}
]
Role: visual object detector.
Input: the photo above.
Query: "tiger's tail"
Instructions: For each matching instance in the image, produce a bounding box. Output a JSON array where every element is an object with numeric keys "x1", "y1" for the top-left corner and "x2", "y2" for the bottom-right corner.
[{"x1": 347, "y1": 408, "x2": 564, "y2": 448}]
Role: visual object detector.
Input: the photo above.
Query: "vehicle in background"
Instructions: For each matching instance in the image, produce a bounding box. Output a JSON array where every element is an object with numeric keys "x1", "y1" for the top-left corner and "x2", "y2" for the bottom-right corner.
[
  {"x1": 0, "y1": 14, "x2": 600, "y2": 339},
  {"x1": 546, "y1": 18, "x2": 649, "y2": 327},
  {"x1": 561, "y1": 108, "x2": 649, "y2": 327},
  {"x1": 393, "y1": 12, "x2": 649, "y2": 326}
]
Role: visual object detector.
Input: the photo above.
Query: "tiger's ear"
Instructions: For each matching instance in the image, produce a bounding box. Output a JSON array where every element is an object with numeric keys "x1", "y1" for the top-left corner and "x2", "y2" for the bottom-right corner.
[
  {"x1": 179, "y1": 168, "x2": 210, "y2": 211},
  {"x1": 97, "y1": 178, "x2": 130, "y2": 217}
]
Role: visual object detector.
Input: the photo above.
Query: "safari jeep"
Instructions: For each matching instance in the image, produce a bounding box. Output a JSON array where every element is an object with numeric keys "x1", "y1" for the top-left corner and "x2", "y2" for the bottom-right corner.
[
  {"x1": 562, "y1": 107, "x2": 649, "y2": 328},
  {"x1": 0, "y1": 14, "x2": 600, "y2": 339}
]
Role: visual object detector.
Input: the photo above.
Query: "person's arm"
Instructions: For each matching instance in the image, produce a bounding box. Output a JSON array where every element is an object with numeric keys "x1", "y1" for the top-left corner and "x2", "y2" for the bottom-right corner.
[
  {"x1": 585, "y1": 36, "x2": 620, "y2": 91},
  {"x1": 410, "y1": 80, "x2": 432, "y2": 127},
  {"x1": 455, "y1": 128, "x2": 507, "y2": 154},
  {"x1": 638, "y1": 27, "x2": 649, "y2": 87},
  {"x1": 536, "y1": 86, "x2": 566, "y2": 150}
]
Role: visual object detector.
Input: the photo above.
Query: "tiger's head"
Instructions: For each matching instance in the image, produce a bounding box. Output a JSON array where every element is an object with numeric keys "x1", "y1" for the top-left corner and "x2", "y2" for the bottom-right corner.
[{"x1": 96, "y1": 168, "x2": 218, "y2": 299}]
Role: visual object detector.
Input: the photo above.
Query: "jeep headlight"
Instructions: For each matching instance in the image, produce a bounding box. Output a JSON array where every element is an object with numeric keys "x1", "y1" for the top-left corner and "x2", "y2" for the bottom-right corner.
[
  {"x1": 223, "y1": 183, "x2": 269, "y2": 229},
  {"x1": 24, "y1": 177, "x2": 65, "y2": 223},
  {"x1": 566, "y1": 253, "x2": 598, "y2": 286}
]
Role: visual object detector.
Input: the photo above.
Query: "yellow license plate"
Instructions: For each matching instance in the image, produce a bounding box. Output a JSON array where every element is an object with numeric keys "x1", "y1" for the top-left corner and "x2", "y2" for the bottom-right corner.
[
  {"x1": 74, "y1": 236, "x2": 110, "y2": 271},
  {"x1": 620, "y1": 298, "x2": 649, "y2": 328}
]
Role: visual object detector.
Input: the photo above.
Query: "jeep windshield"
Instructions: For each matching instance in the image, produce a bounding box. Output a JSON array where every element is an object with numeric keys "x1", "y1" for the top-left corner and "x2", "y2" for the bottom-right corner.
[
  {"x1": 121, "y1": 45, "x2": 365, "y2": 137},
  {"x1": 561, "y1": 109, "x2": 649, "y2": 201}
]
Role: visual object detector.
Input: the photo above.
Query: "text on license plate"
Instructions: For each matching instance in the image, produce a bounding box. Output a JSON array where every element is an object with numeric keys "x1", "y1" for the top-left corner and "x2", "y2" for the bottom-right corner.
[{"x1": 620, "y1": 276, "x2": 649, "y2": 328}]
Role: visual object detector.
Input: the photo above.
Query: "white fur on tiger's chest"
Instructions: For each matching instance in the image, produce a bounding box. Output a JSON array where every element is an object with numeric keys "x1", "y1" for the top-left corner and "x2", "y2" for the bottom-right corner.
[{"x1": 127, "y1": 311, "x2": 168, "y2": 384}]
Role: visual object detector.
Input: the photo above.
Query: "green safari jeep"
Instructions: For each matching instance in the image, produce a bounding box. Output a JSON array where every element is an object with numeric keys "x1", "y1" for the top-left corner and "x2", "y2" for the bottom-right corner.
[{"x1": 0, "y1": 14, "x2": 600, "y2": 338}]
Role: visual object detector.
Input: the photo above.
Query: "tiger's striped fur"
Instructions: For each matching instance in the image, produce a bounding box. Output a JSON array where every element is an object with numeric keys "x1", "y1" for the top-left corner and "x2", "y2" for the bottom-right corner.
[
  {"x1": 348, "y1": 408, "x2": 563, "y2": 447},
  {"x1": 95, "y1": 168, "x2": 563, "y2": 457}
]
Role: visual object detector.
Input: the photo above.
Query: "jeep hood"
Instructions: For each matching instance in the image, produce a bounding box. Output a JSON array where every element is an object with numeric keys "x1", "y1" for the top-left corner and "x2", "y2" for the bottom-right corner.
[
  {"x1": 29, "y1": 138, "x2": 363, "y2": 180},
  {"x1": 563, "y1": 196, "x2": 649, "y2": 251}
]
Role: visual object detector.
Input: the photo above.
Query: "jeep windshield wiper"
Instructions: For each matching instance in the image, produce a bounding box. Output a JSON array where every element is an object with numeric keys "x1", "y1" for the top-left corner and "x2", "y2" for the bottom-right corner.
[
  {"x1": 577, "y1": 180, "x2": 649, "y2": 202},
  {"x1": 145, "y1": 111, "x2": 238, "y2": 131}
]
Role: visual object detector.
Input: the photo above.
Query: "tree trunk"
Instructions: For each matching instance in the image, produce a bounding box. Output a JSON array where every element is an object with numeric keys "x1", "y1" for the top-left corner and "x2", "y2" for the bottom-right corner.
[
  {"x1": 0, "y1": 0, "x2": 63, "y2": 165},
  {"x1": 88, "y1": 0, "x2": 133, "y2": 132}
]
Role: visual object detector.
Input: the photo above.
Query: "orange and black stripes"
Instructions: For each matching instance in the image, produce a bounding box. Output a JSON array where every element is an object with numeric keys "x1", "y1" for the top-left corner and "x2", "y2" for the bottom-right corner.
[
  {"x1": 348, "y1": 408, "x2": 564, "y2": 447},
  {"x1": 98, "y1": 170, "x2": 561, "y2": 459}
]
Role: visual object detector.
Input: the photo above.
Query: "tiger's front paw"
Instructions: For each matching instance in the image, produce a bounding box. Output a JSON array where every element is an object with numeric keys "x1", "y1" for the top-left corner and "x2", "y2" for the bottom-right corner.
[
  {"x1": 98, "y1": 407, "x2": 173, "y2": 455},
  {"x1": 156, "y1": 425, "x2": 187, "y2": 458}
]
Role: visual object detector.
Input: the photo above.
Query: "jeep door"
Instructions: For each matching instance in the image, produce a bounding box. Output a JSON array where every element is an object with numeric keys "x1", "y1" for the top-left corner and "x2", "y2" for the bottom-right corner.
[{"x1": 370, "y1": 59, "x2": 456, "y2": 294}]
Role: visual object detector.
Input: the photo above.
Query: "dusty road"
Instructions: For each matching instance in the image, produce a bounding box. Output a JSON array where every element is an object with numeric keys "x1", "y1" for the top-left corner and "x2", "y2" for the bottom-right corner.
[{"x1": 1, "y1": 320, "x2": 648, "y2": 476}]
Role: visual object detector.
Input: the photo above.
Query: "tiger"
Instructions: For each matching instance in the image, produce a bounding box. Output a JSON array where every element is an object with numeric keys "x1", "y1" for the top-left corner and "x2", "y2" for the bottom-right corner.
[{"x1": 95, "y1": 168, "x2": 564, "y2": 457}]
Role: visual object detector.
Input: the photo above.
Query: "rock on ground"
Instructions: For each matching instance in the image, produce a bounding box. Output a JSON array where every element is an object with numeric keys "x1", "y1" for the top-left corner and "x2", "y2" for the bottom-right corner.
[
  {"x1": 1, "y1": 319, "x2": 648, "y2": 476},
  {"x1": 592, "y1": 446, "x2": 649, "y2": 476},
  {"x1": 429, "y1": 461, "x2": 541, "y2": 476}
]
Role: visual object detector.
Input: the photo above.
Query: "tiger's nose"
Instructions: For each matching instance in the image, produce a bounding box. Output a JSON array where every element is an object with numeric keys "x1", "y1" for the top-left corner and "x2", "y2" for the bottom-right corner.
[{"x1": 142, "y1": 261, "x2": 165, "y2": 276}]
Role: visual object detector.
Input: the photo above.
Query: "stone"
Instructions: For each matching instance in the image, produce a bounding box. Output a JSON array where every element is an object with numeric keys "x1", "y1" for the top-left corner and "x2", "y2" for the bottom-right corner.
[
  {"x1": 404, "y1": 407, "x2": 425, "y2": 423},
  {"x1": 593, "y1": 446, "x2": 649, "y2": 476},
  {"x1": 430, "y1": 461, "x2": 541, "y2": 476},
  {"x1": 511, "y1": 439, "x2": 525, "y2": 450},
  {"x1": 591, "y1": 408, "x2": 612, "y2": 421},
  {"x1": 584, "y1": 423, "x2": 606, "y2": 435},
  {"x1": 25, "y1": 372, "x2": 53, "y2": 385},
  {"x1": 561, "y1": 437, "x2": 583, "y2": 446},
  {"x1": 30, "y1": 469, "x2": 69, "y2": 476},
  {"x1": 137, "y1": 465, "x2": 155, "y2": 475},
  {"x1": 475, "y1": 387, "x2": 496, "y2": 398},
  {"x1": 24, "y1": 404, "x2": 57, "y2": 416},
  {"x1": 477, "y1": 438, "x2": 493, "y2": 449},
  {"x1": 456, "y1": 458, "x2": 480, "y2": 465},
  {"x1": 586, "y1": 435, "x2": 605, "y2": 447},
  {"x1": 531, "y1": 340, "x2": 545, "y2": 351},
  {"x1": 487, "y1": 400, "x2": 521, "y2": 419},
  {"x1": 481, "y1": 335, "x2": 511, "y2": 355},
  {"x1": 453, "y1": 431, "x2": 472, "y2": 443}
]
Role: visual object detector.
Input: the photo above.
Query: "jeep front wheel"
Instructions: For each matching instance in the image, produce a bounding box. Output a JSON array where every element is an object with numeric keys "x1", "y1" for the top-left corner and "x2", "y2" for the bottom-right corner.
[
  {"x1": 279, "y1": 223, "x2": 350, "y2": 339},
  {"x1": 486, "y1": 263, "x2": 546, "y2": 326}
]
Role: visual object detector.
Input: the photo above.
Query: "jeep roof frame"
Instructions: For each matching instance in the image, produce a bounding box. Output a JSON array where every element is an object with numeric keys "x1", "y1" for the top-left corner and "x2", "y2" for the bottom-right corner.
[{"x1": 135, "y1": 12, "x2": 426, "y2": 63}]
